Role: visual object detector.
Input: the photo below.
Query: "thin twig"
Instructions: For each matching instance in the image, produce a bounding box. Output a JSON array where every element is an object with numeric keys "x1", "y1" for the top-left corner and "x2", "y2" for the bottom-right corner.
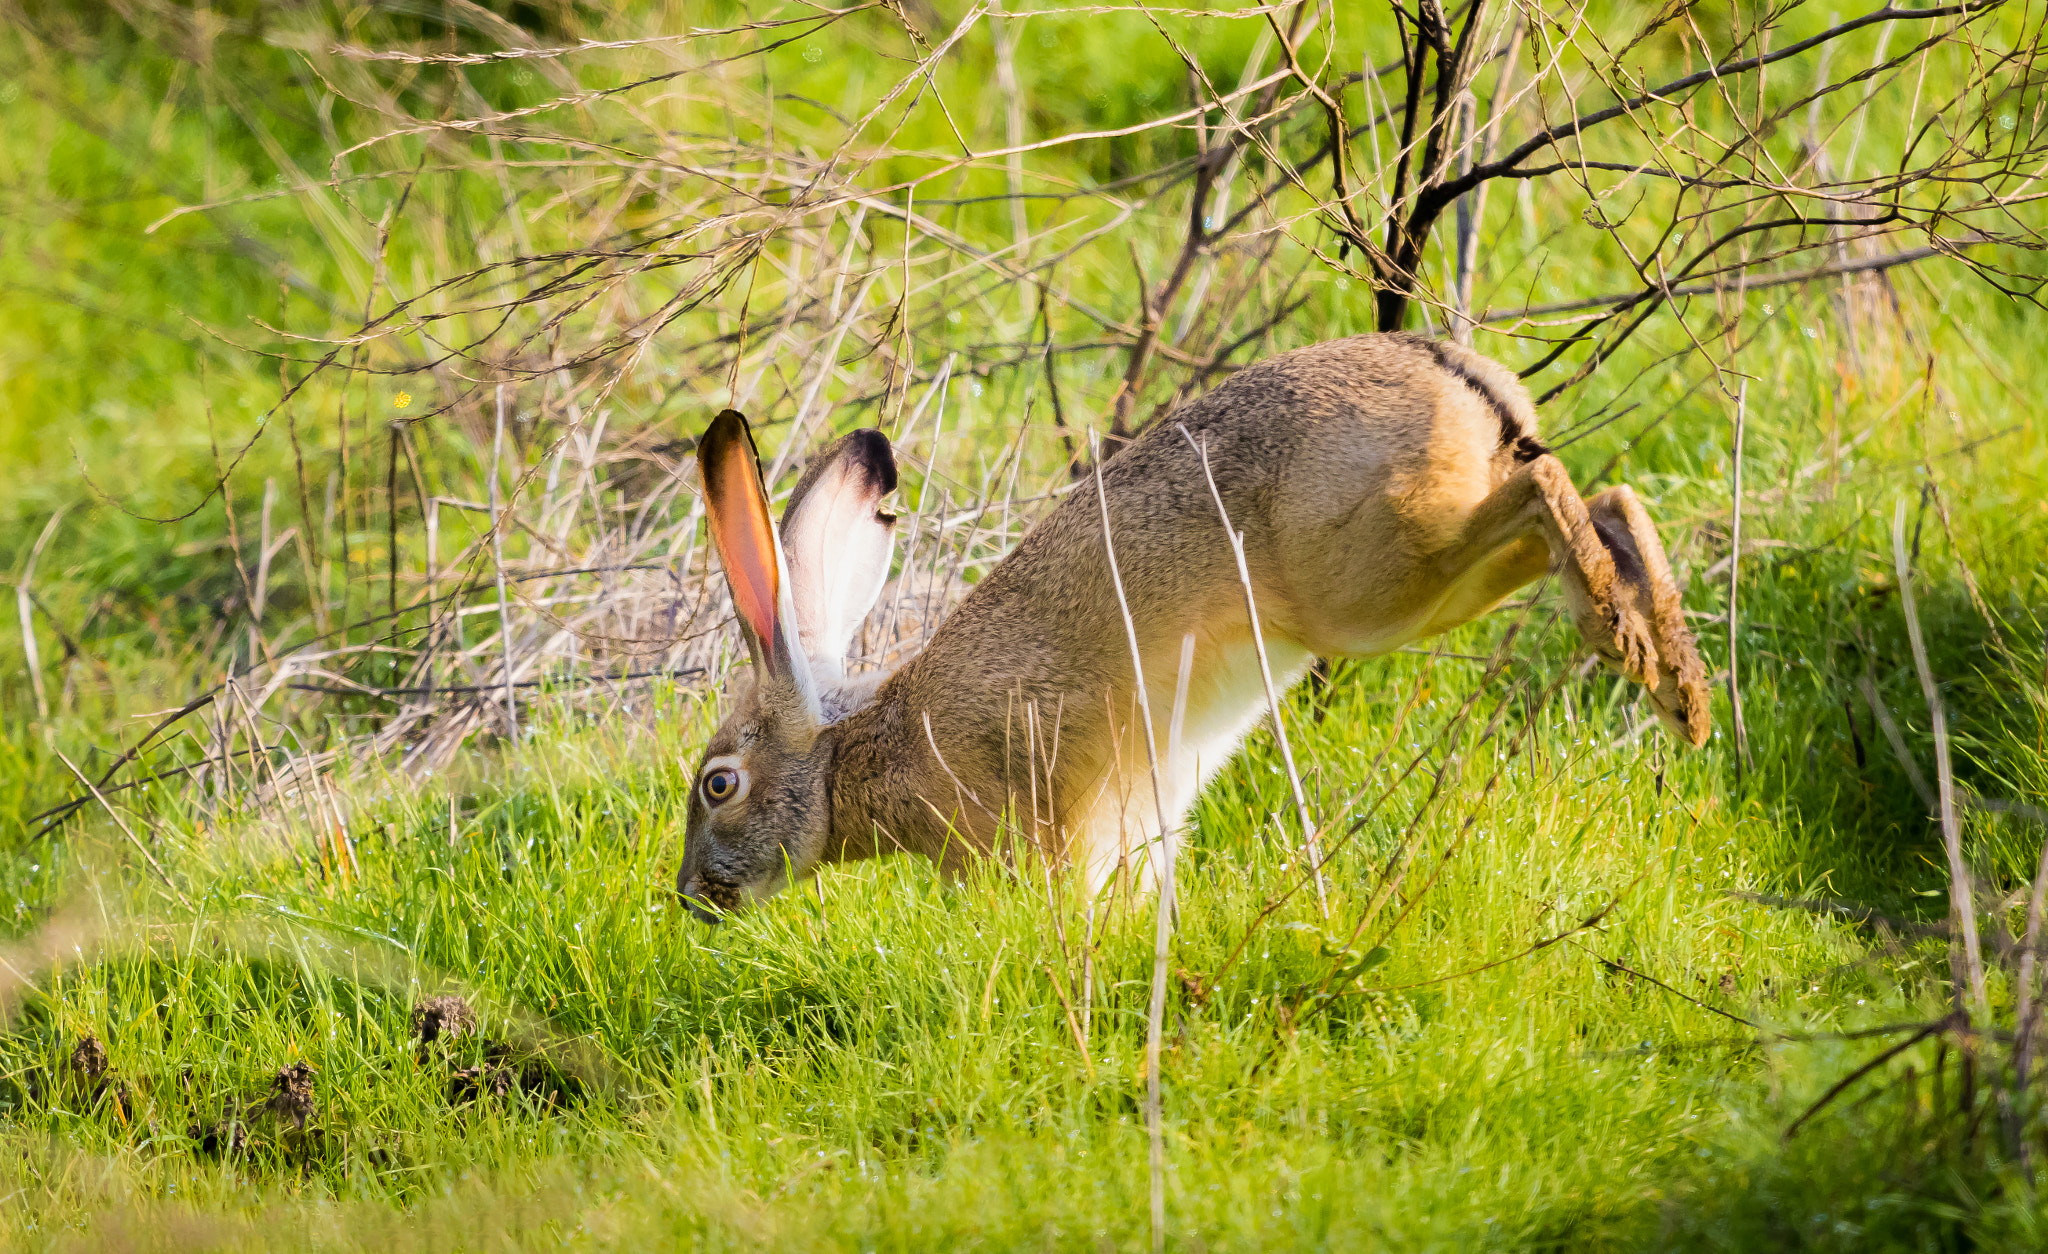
[
  {"x1": 491, "y1": 383, "x2": 520, "y2": 744},
  {"x1": 1855, "y1": 672, "x2": 1937, "y2": 808},
  {"x1": 53, "y1": 750, "x2": 189, "y2": 908},
  {"x1": 1571, "y1": 940, "x2": 1759, "y2": 1028},
  {"x1": 1782, "y1": 1016, "x2": 1954, "y2": 1141},
  {"x1": 1478, "y1": 245, "x2": 1972, "y2": 324},
  {"x1": 2007, "y1": 830, "x2": 2048, "y2": 1171},
  {"x1": 1727, "y1": 890, "x2": 1947, "y2": 937}
]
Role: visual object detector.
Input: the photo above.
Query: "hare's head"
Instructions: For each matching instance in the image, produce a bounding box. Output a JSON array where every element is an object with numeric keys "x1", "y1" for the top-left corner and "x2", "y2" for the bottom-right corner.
[{"x1": 678, "y1": 412, "x2": 898, "y2": 923}]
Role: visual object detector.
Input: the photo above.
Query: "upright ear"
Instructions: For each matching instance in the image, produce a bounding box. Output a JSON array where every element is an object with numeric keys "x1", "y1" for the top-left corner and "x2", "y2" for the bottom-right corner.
[
  {"x1": 780, "y1": 429, "x2": 899, "y2": 680},
  {"x1": 698, "y1": 410, "x2": 820, "y2": 715}
]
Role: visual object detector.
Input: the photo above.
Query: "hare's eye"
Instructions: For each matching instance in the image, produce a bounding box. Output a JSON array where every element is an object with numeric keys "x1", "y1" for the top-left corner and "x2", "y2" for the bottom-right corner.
[{"x1": 701, "y1": 767, "x2": 743, "y2": 806}]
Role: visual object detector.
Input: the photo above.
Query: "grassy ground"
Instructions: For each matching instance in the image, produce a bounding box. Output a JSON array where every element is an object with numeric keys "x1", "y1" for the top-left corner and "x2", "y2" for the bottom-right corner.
[{"x1": 4, "y1": 2, "x2": 2048, "y2": 1250}]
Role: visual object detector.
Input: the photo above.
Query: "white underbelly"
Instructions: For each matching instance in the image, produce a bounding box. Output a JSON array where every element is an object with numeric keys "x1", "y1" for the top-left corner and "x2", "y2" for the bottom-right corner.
[{"x1": 1072, "y1": 626, "x2": 1313, "y2": 893}]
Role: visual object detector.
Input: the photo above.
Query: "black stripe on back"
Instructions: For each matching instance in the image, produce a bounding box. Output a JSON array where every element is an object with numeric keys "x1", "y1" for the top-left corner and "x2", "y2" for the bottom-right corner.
[{"x1": 1419, "y1": 340, "x2": 1534, "y2": 454}]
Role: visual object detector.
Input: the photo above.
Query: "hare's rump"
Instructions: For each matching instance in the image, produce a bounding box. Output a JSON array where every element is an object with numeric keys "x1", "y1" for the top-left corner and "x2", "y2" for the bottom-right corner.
[
  {"x1": 1165, "y1": 334, "x2": 1708, "y2": 744},
  {"x1": 1244, "y1": 337, "x2": 1706, "y2": 744}
]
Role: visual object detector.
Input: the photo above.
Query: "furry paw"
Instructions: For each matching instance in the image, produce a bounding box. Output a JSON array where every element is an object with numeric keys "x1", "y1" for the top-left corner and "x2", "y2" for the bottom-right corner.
[
  {"x1": 1607, "y1": 602, "x2": 1663, "y2": 693},
  {"x1": 1657, "y1": 628, "x2": 1713, "y2": 748}
]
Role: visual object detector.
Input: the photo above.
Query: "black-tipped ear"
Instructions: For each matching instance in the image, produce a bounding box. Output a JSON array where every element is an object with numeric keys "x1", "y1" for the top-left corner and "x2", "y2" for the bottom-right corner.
[{"x1": 780, "y1": 429, "x2": 900, "y2": 679}]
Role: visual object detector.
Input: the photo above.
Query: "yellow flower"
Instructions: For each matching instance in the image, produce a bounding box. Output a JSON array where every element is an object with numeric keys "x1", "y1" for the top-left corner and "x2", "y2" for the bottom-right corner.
[{"x1": 394, "y1": 392, "x2": 412, "y2": 409}]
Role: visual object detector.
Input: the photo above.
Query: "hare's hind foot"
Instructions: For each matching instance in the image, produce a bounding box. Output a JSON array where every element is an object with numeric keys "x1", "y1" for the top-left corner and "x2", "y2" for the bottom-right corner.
[
  {"x1": 1538, "y1": 468, "x2": 1709, "y2": 748},
  {"x1": 1421, "y1": 455, "x2": 1709, "y2": 748},
  {"x1": 1583, "y1": 487, "x2": 1711, "y2": 747}
]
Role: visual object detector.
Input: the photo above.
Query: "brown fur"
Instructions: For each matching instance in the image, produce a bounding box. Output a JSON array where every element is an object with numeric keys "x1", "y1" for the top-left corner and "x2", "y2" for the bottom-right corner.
[{"x1": 677, "y1": 334, "x2": 1711, "y2": 918}]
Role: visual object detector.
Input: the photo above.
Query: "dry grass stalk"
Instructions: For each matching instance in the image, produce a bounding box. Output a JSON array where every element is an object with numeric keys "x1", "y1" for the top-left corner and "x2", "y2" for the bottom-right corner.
[
  {"x1": 51, "y1": 750, "x2": 188, "y2": 908},
  {"x1": 1727, "y1": 382, "x2": 1751, "y2": 776},
  {"x1": 1892, "y1": 498, "x2": 1986, "y2": 1015},
  {"x1": 1855, "y1": 672, "x2": 1937, "y2": 810},
  {"x1": 14, "y1": 509, "x2": 65, "y2": 723},
  {"x1": 490, "y1": 384, "x2": 520, "y2": 744},
  {"x1": 2007, "y1": 834, "x2": 2048, "y2": 1170},
  {"x1": 1090, "y1": 430, "x2": 1178, "y2": 1254},
  {"x1": 1180, "y1": 424, "x2": 1326, "y2": 916}
]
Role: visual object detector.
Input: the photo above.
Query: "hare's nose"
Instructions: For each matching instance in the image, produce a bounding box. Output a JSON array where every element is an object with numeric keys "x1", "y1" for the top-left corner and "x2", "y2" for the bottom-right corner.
[{"x1": 677, "y1": 877, "x2": 724, "y2": 925}]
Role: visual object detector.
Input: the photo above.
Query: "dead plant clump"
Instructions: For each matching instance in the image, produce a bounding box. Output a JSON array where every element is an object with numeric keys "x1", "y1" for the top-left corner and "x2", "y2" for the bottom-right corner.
[
  {"x1": 267, "y1": 1062, "x2": 317, "y2": 1131},
  {"x1": 67, "y1": 1033, "x2": 107, "y2": 1082},
  {"x1": 448, "y1": 1044, "x2": 517, "y2": 1106},
  {"x1": 62, "y1": 1032, "x2": 132, "y2": 1121},
  {"x1": 181, "y1": 1063, "x2": 315, "y2": 1162},
  {"x1": 35, "y1": 1004, "x2": 577, "y2": 1167},
  {"x1": 411, "y1": 995, "x2": 581, "y2": 1109},
  {"x1": 448, "y1": 1041, "x2": 583, "y2": 1110},
  {"x1": 185, "y1": 1117, "x2": 248, "y2": 1162},
  {"x1": 411, "y1": 994, "x2": 479, "y2": 1047}
]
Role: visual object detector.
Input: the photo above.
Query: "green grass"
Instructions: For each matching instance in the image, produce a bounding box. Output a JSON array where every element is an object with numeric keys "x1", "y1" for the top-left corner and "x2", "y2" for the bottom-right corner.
[
  {"x1": 6, "y1": 518, "x2": 2046, "y2": 1249},
  {"x1": 4, "y1": 1, "x2": 2048, "y2": 1249}
]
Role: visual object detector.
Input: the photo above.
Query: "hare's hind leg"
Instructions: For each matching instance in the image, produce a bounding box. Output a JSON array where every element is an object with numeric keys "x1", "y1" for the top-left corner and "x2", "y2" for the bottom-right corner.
[
  {"x1": 1414, "y1": 532, "x2": 1549, "y2": 638},
  {"x1": 1583, "y1": 487, "x2": 1710, "y2": 746},
  {"x1": 1420, "y1": 455, "x2": 1644, "y2": 656},
  {"x1": 1417, "y1": 456, "x2": 1708, "y2": 746}
]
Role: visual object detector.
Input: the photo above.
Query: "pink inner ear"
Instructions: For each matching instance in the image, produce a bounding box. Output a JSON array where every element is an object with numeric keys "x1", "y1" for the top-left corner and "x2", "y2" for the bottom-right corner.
[{"x1": 701, "y1": 416, "x2": 784, "y2": 664}]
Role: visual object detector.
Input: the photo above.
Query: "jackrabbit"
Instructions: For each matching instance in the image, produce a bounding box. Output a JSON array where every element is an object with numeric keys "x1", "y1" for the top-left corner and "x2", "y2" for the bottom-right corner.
[{"x1": 677, "y1": 333, "x2": 1709, "y2": 919}]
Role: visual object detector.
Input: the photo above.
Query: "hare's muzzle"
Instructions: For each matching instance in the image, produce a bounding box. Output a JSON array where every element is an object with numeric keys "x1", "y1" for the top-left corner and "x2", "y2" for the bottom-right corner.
[{"x1": 677, "y1": 872, "x2": 737, "y2": 925}]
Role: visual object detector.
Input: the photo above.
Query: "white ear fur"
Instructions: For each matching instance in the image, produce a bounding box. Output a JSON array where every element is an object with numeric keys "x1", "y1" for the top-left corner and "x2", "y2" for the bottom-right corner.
[
  {"x1": 779, "y1": 430, "x2": 899, "y2": 681},
  {"x1": 764, "y1": 514, "x2": 824, "y2": 721}
]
